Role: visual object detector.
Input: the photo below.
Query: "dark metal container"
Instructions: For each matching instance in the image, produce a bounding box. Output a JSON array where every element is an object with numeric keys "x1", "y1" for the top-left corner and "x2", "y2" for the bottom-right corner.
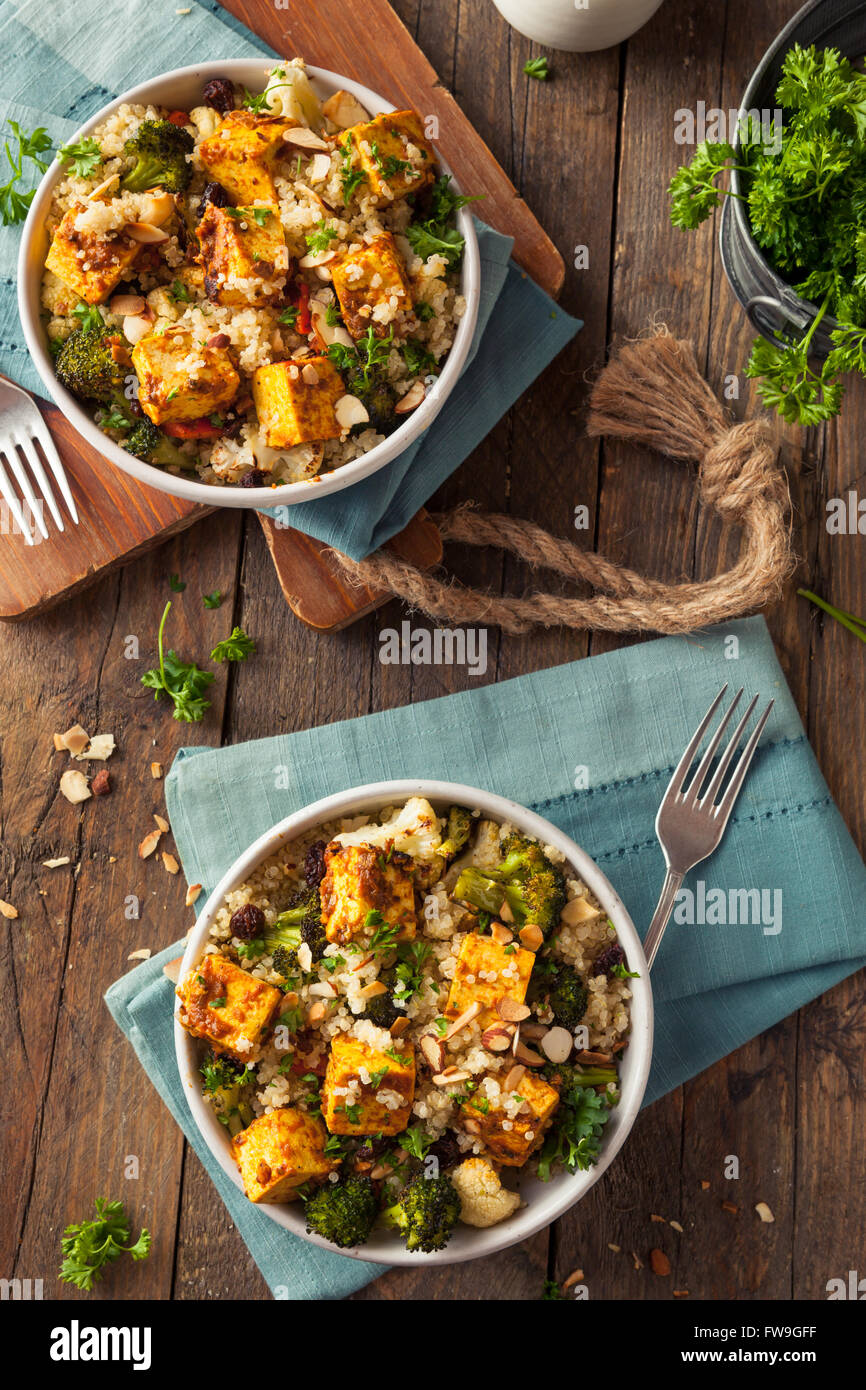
[{"x1": 719, "y1": 0, "x2": 866, "y2": 356}]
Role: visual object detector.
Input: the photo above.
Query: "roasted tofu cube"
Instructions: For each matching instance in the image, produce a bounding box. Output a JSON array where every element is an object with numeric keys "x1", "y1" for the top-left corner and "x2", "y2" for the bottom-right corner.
[
  {"x1": 322, "y1": 1034, "x2": 415, "y2": 1136},
  {"x1": 348, "y1": 110, "x2": 434, "y2": 202},
  {"x1": 44, "y1": 204, "x2": 141, "y2": 304},
  {"x1": 177, "y1": 954, "x2": 281, "y2": 1063},
  {"x1": 330, "y1": 232, "x2": 413, "y2": 339},
  {"x1": 198, "y1": 111, "x2": 298, "y2": 205},
  {"x1": 132, "y1": 325, "x2": 239, "y2": 425},
  {"x1": 252, "y1": 356, "x2": 345, "y2": 448},
  {"x1": 198, "y1": 202, "x2": 288, "y2": 307},
  {"x1": 319, "y1": 842, "x2": 416, "y2": 946},
  {"x1": 444, "y1": 932, "x2": 535, "y2": 1027},
  {"x1": 231, "y1": 1109, "x2": 338, "y2": 1202},
  {"x1": 462, "y1": 1071, "x2": 560, "y2": 1167}
]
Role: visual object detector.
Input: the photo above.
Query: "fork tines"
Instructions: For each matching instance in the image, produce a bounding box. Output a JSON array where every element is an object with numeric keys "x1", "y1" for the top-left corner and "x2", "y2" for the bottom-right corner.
[{"x1": 672, "y1": 683, "x2": 774, "y2": 818}]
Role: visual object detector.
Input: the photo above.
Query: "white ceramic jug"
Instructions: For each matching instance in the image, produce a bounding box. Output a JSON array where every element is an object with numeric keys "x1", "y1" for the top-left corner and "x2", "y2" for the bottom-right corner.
[{"x1": 491, "y1": 0, "x2": 665, "y2": 52}]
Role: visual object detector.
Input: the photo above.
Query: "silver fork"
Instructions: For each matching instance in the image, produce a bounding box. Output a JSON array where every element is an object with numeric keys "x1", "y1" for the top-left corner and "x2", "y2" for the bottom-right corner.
[
  {"x1": 643, "y1": 683, "x2": 775, "y2": 970},
  {"x1": 0, "y1": 377, "x2": 79, "y2": 545}
]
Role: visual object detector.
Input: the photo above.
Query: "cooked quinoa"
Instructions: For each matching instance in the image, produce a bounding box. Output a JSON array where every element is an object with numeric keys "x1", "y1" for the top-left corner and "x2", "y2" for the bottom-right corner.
[
  {"x1": 177, "y1": 796, "x2": 635, "y2": 1252},
  {"x1": 40, "y1": 59, "x2": 468, "y2": 487}
]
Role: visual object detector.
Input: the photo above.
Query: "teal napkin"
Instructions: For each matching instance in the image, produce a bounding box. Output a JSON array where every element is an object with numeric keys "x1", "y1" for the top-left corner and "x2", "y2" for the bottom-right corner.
[
  {"x1": 0, "y1": 0, "x2": 580, "y2": 559},
  {"x1": 106, "y1": 615, "x2": 866, "y2": 1297}
]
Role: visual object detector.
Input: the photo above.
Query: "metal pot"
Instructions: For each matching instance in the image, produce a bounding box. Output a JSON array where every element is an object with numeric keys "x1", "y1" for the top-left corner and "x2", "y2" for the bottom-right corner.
[{"x1": 719, "y1": 0, "x2": 866, "y2": 355}]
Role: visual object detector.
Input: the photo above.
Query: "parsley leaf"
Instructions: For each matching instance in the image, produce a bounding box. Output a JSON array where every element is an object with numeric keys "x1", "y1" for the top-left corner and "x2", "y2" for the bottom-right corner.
[
  {"x1": 210, "y1": 626, "x2": 255, "y2": 663},
  {"x1": 203, "y1": 589, "x2": 223, "y2": 609},
  {"x1": 305, "y1": 218, "x2": 338, "y2": 254},
  {"x1": 0, "y1": 121, "x2": 53, "y2": 226},
  {"x1": 537, "y1": 1082, "x2": 611, "y2": 1181},
  {"x1": 523, "y1": 56, "x2": 550, "y2": 81},
  {"x1": 58, "y1": 137, "x2": 102, "y2": 178},
  {"x1": 59, "y1": 1198, "x2": 151, "y2": 1291},
  {"x1": 141, "y1": 601, "x2": 215, "y2": 723},
  {"x1": 169, "y1": 573, "x2": 186, "y2": 592}
]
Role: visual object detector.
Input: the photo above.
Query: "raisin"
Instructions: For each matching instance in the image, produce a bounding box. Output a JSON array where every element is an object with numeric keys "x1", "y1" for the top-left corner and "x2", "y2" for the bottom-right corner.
[
  {"x1": 239, "y1": 468, "x2": 266, "y2": 488},
  {"x1": 593, "y1": 942, "x2": 625, "y2": 977},
  {"x1": 304, "y1": 839, "x2": 327, "y2": 886},
  {"x1": 425, "y1": 1133, "x2": 462, "y2": 1172},
  {"x1": 229, "y1": 903, "x2": 266, "y2": 940},
  {"x1": 202, "y1": 77, "x2": 236, "y2": 115},
  {"x1": 199, "y1": 181, "x2": 230, "y2": 217}
]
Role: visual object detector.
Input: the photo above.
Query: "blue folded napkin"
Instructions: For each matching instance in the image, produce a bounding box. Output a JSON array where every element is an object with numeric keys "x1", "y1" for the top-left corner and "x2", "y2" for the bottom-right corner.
[
  {"x1": 106, "y1": 615, "x2": 866, "y2": 1298},
  {"x1": 0, "y1": 0, "x2": 580, "y2": 558}
]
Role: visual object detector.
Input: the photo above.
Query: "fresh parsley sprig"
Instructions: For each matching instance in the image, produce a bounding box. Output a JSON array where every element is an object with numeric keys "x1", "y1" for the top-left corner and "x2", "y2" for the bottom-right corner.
[
  {"x1": 60, "y1": 1198, "x2": 151, "y2": 1291},
  {"x1": 524, "y1": 56, "x2": 550, "y2": 82},
  {"x1": 57, "y1": 137, "x2": 102, "y2": 179},
  {"x1": 798, "y1": 587, "x2": 866, "y2": 643},
  {"x1": 406, "y1": 175, "x2": 481, "y2": 267},
  {"x1": 141, "y1": 602, "x2": 215, "y2": 722},
  {"x1": 1, "y1": 121, "x2": 53, "y2": 225},
  {"x1": 211, "y1": 626, "x2": 256, "y2": 663}
]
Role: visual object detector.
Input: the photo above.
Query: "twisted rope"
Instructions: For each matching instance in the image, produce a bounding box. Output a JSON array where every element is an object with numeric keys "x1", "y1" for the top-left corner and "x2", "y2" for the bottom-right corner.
[{"x1": 327, "y1": 331, "x2": 795, "y2": 636}]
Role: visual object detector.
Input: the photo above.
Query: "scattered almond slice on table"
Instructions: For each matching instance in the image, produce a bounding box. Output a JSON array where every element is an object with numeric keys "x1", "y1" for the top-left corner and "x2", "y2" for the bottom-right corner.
[
  {"x1": 42, "y1": 857, "x2": 71, "y2": 869},
  {"x1": 154, "y1": 814, "x2": 170, "y2": 833},
  {"x1": 73, "y1": 733, "x2": 115, "y2": 761},
  {"x1": 649, "y1": 1248, "x2": 671, "y2": 1276},
  {"x1": 162, "y1": 957, "x2": 183, "y2": 983},
  {"x1": 128, "y1": 948, "x2": 152, "y2": 962},
  {"x1": 185, "y1": 883, "x2": 202, "y2": 908},
  {"x1": 138, "y1": 829, "x2": 162, "y2": 859},
  {"x1": 162, "y1": 852, "x2": 180, "y2": 875},
  {"x1": 0, "y1": 899, "x2": 18, "y2": 919},
  {"x1": 56, "y1": 723, "x2": 90, "y2": 755},
  {"x1": 59, "y1": 769, "x2": 91, "y2": 804},
  {"x1": 755, "y1": 1201, "x2": 775, "y2": 1223},
  {"x1": 151, "y1": 763, "x2": 163, "y2": 779}
]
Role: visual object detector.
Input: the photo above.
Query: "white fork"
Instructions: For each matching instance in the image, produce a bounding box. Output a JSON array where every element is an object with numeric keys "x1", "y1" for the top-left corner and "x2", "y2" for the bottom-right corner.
[
  {"x1": 643, "y1": 683, "x2": 775, "y2": 970},
  {"x1": 0, "y1": 377, "x2": 79, "y2": 545}
]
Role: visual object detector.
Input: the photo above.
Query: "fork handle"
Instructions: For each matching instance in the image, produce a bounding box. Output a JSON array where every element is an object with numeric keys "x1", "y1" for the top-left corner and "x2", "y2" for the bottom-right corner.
[{"x1": 643, "y1": 867, "x2": 685, "y2": 971}]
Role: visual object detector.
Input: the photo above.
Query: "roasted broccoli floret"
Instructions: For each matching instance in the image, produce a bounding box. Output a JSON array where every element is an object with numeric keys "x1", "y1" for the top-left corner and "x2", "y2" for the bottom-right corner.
[
  {"x1": 264, "y1": 886, "x2": 326, "y2": 972},
  {"x1": 362, "y1": 970, "x2": 402, "y2": 1030},
  {"x1": 546, "y1": 961, "x2": 589, "y2": 1031},
  {"x1": 347, "y1": 373, "x2": 395, "y2": 434},
  {"x1": 125, "y1": 418, "x2": 191, "y2": 469},
  {"x1": 543, "y1": 1060, "x2": 619, "y2": 1091},
  {"x1": 304, "y1": 1174, "x2": 379, "y2": 1249},
  {"x1": 381, "y1": 1174, "x2": 461, "y2": 1252},
  {"x1": 121, "y1": 118, "x2": 194, "y2": 193},
  {"x1": 55, "y1": 325, "x2": 131, "y2": 411},
  {"x1": 454, "y1": 833, "x2": 567, "y2": 937},
  {"x1": 199, "y1": 1053, "x2": 254, "y2": 1136},
  {"x1": 439, "y1": 805, "x2": 472, "y2": 863}
]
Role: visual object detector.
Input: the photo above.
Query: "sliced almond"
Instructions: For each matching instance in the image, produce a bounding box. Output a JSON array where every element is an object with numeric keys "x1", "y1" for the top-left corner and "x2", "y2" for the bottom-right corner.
[
  {"x1": 282, "y1": 990, "x2": 300, "y2": 1008},
  {"x1": 394, "y1": 379, "x2": 426, "y2": 414},
  {"x1": 444, "y1": 1000, "x2": 481, "y2": 1040},
  {"x1": 110, "y1": 293, "x2": 146, "y2": 317},
  {"x1": 562, "y1": 1267, "x2": 584, "y2": 1291},
  {"x1": 308, "y1": 152, "x2": 331, "y2": 183},
  {"x1": 59, "y1": 723, "x2": 90, "y2": 755},
  {"x1": 481, "y1": 1025, "x2": 513, "y2": 1052},
  {"x1": 540, "y1": 1026, "x2": 573, "y2": 1064},
  {"x1": 306, "y1": 1000, "x2": 328, "y2": 1025},
  {"x1": 299, "y1": 248, "x2": 336, "y2": 269},
  {"x1": 301, "y1": 363, "x2": 320, "y2": 386},
  {"x1": 0, "y1": 899, "x2": 18, "y2": 920},
  {"x1": 432, "y1": 1068, "x2": 470, "y2": 1086},
  {"x1": 308, "y1": 981, "x2": 337, "y2": 998},
  {"x1": 334, "y1": 393, "x2": 369, "y2": 430},
  {"x1": 498, "y1": 900, "x2": 514, "y2": 924},
  {"x1": 151, "y1": 762, "x2": 163, "y2": 779},
  {"x1": 309, "y1": 299, "x2": 354, "y2": 349},
  {"x1": 314, "y1": 265, "x2": 332, "y2": 282},
  {"x1": 154, "y1": 813, "x2": 170, "y2": 833},
  {"x1": 497, "y1": 997, "x2": 530, "y2": 1023},
  {"x1": 138, "y1": 828, "x2": 161, "y2": 859},
  {"x1": 520, "y1": 1022, "x2": 547, "y2": 1040},
  {"x1": 358, "y1": 980, "x2": 387, "y2": 999},
  {"x1": 490, "y1": 920, "x2": 513, "y2": 945},
  {"x1": 52, "y1": 732, "x2": 66, "y2": 751},
  {"x1": 370, "y1": 1162, "x2": 394, "y2": 1180},
  {"x1": 283, "y1": 126, "x2": 330, "y2": 151},
  {"x1": 127, "y1": 947, "x2": 152, "y2": 961},
  {"x1": 74, "y1": 732, "x2": 115, "y2": 761},
  {"x1": 419, "y1": 1034, "x2": 445, "y2": 1071},
  {"x1": 185, "y1": 883, "x2": 202, "y2": 908},
  {"x1": 322, "y1": 89, "x2": 371, "y2": 130},
  {"x1": 755, "y1": 1201, "x2": 775, "y2": 1224},
  {"x1": 139, "y1": 190, "x2": 174, "y2": 226},
  {"x1": 206, "y1": 332, "x2": 230, "y2": 350},
  {"x1": 576, "y1": 1049, "x2": 613, "y2": 1065},
  {"x1": 162, "y1": 956, "x2": 183, "y2": 983},
  {"x1": 42, "y1": 857, "x2": 71, "y2": 868},
  {"x1": 389, "y1": 1016, "x2": 410, "y2": 1037},
  {"x1": 59, "y1": 769, "x2": 91, "y2": 804},
  {"x1": 513, "y1": 1040, "x2": 546, "y2": 1067},
  {"x1": 462, "y1": 1117, "x2": 480, "y2": 1135},
  {"x1": 561, "y1": 895, "x2": 602, "y2": 926},
  {"x1": 502, "y1": 1064, "x2": 526, "y2": 1092},
  {"x1": 518, "y1": 924, "x2": 544, "y2": 952},
  {"x1": 123, "y1": 313, "x2": 154, "y2": 345},
  {"x1": 125, "y1": 221, "x2": 169, "y2": 244},
  {"x1": 162, "y1": 852, "x2": 180, "y2": 875},
  {"x1": 87, "y1": 172, "x2": 120, "y2": 201}
]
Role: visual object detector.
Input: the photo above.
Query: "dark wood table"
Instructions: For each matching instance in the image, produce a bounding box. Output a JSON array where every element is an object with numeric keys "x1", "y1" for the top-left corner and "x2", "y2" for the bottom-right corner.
[{"x1": 4, "y1": 0, "x2": 864, "y2": 1301}]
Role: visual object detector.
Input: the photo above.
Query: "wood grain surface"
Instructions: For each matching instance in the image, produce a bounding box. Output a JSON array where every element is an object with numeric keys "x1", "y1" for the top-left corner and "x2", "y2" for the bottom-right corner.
[{"x1": 2, "y1": 0, "x2": 864, "y2": 1303}]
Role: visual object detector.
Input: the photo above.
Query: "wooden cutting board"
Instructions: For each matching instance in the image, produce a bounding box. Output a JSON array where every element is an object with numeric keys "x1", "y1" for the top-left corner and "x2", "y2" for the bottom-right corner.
[{"x1": 0, "y1": 0, "x2": 563, "y2": 625}]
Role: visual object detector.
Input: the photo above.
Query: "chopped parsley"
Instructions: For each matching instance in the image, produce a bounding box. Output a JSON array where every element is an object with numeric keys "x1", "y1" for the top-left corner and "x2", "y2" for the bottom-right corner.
[
  {"x1": 141, "y1": 602, "x2": 215, "y2": 723},
  {"x1": 339, "y1": 133, "x2": 366, "y2": 200},
  {"x1": 524, "y1": 56, "x2": 551, "y2": 81},
  {"x1": 401, "y1": 337, "x2": 437, "y2": 377},
  {"x1": 169, "y1": 573, "x2": 186, "y2": 591},
  {"x1": 305, "y1": 219, "x2": 339, "y2": 254},
  {"x1": 169, "y1": 279, "x2": 193, "y2": 302},
  {"x1": 58, "y1": 136, "x2": 102, "y2": 178},
  {"x1": 59, "y1": 1198, "x2": 151, "y2": 1291},
  {"x1": 279, "y1": 305, "x2": 299, "y2": 328},
  {"x1": 210, "y1": 626, "x2": 256, "y2": 663},
  {"x1": 72, "y1": 301, "x2": 104, "y2": 332}
]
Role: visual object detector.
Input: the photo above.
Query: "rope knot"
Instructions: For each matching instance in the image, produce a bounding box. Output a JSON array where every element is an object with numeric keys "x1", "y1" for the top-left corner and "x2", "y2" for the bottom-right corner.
[{"x1": 700, "y1": 421, "x2": 775, "y2": 516}]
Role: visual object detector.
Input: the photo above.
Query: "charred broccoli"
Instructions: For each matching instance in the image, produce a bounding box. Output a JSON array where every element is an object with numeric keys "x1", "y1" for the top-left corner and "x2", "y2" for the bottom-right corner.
[
  {"x1": 125, "y1": 418, "x2": 191, "y2": 469},
  {"x1": 55, "y1": 325, "x2": 132, "y2": 413},
  {"x1": 304, "y1": 1174, "x2": 379, "y2": 1249},
  {"x1": 546, "y1": 960, "x2": 589, "y2": 1031},
  {"x1": 362, "y1": 969, "x2": 403, "y2": 1030},
  {"x1": 381, "y1": 1174, "x2": 461, "y2": 1252},
  {"x1": 439, "y1": 805, "x2": 472, "y2": 863},
  {"x1": 454, "y1": 833, "x2": 567, "y2": 937},
  {"x1": 199, "y1": 1053, "x2": 254, "y2": 1136},
  {"x1": 264, "y1": 885, "x2": 326, "y2": 973},
  {"x1": 121, "y1": 119, "x2": 194, "y2": 193}
]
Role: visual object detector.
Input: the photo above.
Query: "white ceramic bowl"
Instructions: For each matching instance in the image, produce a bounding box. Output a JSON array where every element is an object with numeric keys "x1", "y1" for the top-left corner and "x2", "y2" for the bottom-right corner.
[
  {"x1": 18, "y1": 62, "x2": 480, "y2": 510},
  {"x1": 174, "y1": 779, "x2": 653, "y2": 1267}
]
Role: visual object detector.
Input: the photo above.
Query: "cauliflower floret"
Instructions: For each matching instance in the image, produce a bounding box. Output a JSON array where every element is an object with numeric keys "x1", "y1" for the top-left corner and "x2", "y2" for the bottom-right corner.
[
  {"x1": 262, "y1": 58, "x2": 323, "y2": 128},
  {"x1": 333, "y1": 796, "x2": 443, "y2": 861},
  {"x1": 451, "y1": 1157, "x2": 521, "y2": 1229}
]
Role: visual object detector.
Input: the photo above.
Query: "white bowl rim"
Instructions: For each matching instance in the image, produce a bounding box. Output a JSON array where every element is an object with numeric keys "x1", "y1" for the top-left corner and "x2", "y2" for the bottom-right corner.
[
  {"x1": 17, "y1": 59, "x2": 481, "y2": 510},
  {"x1": 174, "y1": 777, "x2": 654, "y2": 1269}
]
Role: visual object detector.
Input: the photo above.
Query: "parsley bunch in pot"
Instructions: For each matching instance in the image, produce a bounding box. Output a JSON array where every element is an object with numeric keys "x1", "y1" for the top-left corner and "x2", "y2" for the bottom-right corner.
[{"x1": 670, "y1": 28, "x2": 866, "y2": 425}]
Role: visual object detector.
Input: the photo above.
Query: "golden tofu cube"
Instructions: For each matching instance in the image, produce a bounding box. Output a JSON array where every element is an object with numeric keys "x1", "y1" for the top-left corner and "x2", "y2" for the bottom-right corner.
[
  {"x1": 132, "y1": 326, "x2": 239, "y2": 424},
  {"x1": 348, "y1": 110, "x2": 434, "y2": 201},
  {"x1": 231, "y1": 1109, "x2": 338, "y2": 1202},
  {"x1": 252, "y1": 356, "x2": 345, "y2": 448},
  {"x1": 462, "y1": 1071, "x2": 560, "y2": 1167},
  {"x1": 44, "y1": 204, "x2": 140, "y2": 305},
  {"x1": 445, "y1": 932, "x2": 535, "y2": 1027},
  {"x1": 198, "y1": 111, "x2": 297, "y2": 206},
  {"x1": 320, "y1": 842, "x2": 416, "y2": 946},
  {"x1": 331, "y1": 232, "x2": 413, "y2": 339},
  {"x1": 322, "y1": 1034, "x2": 415, "y2": 1136},
  {"x1": 198, "y1": 202, "x2": 288, "y2": 307},
  {"x1": 177, "y1": 954, "x2": 281, "y2": 1063}
]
